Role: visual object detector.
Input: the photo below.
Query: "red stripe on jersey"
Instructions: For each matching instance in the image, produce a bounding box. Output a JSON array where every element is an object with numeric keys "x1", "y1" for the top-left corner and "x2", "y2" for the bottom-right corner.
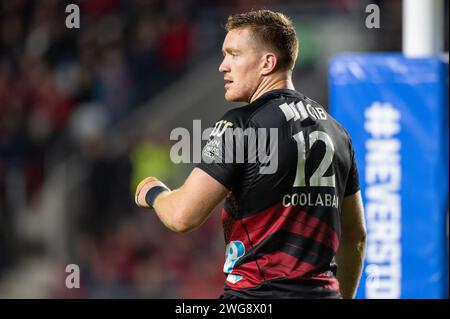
[
  {"x1": 227, "y1": 250, "x2": 339, "y2": 292},
  {"x1": 222, "y1": 202, "x2": 339, "y2": 252},
  {"x1": 225, "y1": 261, "x2": 264, "y2": 289},
  {"x1": 310, "y1": 272, "x2": 340, "y2": 292},
  {"x1": 222, "y1": 202, "x2": 340, "y2": 290},
  {"x1": 281, "y1": 210, "x2": 339, "y2": 252},
  {"x1": 258, "y1": 250, "x2": 316, "y2": 279}
]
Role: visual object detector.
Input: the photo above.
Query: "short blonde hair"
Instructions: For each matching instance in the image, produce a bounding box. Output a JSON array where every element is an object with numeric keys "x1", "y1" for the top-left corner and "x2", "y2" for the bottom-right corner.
[{"x1": 225, "y1": 10, "x2": 299, "y2": 71}]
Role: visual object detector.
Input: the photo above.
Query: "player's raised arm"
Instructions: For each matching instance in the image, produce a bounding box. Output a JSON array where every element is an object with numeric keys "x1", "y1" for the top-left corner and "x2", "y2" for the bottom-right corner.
[{"x1": 135, "y1": 168, "x2": 228, "y2": 233}]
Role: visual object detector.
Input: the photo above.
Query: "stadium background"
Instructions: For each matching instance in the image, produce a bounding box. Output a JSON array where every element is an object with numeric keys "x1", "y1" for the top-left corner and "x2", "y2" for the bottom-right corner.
[{"x1": 0, "y1": 0, "x2": 448, "y2": 298}]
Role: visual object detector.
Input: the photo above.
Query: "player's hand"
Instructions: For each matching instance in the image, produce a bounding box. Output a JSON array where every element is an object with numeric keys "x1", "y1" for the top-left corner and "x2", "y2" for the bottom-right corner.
[{"x1": 135, "y1": 176, "x2": 168, "y2": 208}]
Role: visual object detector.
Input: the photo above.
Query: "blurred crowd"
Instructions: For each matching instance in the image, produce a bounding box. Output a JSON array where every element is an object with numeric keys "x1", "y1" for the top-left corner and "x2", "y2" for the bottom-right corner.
[
  {"x1": 0, "y1": 0, "x2": 226, "y2": 298},
  {"x1": 0, "y1": 0, "x2": 196, "y2": 209}
]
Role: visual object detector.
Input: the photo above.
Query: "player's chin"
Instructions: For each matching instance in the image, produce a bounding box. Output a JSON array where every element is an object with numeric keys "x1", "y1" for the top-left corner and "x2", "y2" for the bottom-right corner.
[{"x1": 224, "y1": 91, "x2": 241, "y2": 102}]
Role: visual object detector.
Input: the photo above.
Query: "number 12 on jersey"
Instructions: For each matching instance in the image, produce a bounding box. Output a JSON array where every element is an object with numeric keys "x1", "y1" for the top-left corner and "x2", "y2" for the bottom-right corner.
[{"x1": 293, "y1": 130, "x2": 336, "y2": 187}]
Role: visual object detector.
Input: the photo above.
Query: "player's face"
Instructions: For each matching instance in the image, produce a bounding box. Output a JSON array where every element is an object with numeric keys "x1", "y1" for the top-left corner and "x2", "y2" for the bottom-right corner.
[{"x1": 219, "y1": 28, "x2": 264, "y2": 102}]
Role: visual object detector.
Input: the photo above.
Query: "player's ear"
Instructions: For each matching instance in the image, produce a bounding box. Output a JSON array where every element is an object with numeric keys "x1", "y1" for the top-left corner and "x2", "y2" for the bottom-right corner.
[{"x1": 261, "y1": 52, "x2": 277, "y2": 75}]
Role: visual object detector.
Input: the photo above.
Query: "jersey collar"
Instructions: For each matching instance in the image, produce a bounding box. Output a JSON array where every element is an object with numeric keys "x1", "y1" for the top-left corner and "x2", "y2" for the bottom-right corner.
[{"x1": 251, "y1": 88, "x2": 303, "y2": 105}]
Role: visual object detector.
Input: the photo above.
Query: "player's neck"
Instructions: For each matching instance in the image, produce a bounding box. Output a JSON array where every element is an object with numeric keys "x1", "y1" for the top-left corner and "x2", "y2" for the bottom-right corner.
[{"x1": 250, "y1": 75, "x2": 295, "y2": 103}]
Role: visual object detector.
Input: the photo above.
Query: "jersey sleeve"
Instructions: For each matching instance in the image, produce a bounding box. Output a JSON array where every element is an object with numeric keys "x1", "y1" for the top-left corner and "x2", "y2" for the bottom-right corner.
[
  {"x1": 196, "y1": 111, "x2": 245, "y2": 190},
  {"x1": 344, "y1": 138, "x2": 360, "y2": 197}
]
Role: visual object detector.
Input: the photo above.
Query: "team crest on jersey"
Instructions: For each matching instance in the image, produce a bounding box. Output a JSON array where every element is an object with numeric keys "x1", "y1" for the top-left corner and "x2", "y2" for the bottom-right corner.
[{"x1": 210, "y1": 120, "x2": 233, "y2": 137}]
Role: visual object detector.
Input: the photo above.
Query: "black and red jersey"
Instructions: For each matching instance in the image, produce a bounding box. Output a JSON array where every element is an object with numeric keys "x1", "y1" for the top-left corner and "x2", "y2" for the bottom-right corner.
[{"x1": 197, "y1": 89, "x2": 360, "y2": 298}]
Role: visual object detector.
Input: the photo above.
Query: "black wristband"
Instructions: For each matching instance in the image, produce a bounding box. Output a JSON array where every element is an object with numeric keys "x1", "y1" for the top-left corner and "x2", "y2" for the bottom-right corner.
[{"x1": 145, "y1": 185, "x2": 169, "y2": 208}]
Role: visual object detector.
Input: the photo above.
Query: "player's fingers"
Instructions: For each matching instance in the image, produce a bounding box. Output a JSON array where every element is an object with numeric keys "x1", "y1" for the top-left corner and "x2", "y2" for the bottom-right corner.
[
  {"x1": 135, "y1": 176, "x2": 158, "y2": 198},
  {"x1": 135, "y1": 177, "x2": 157, "y2": 207},
  {"x1": 136, "y1": 179, "x2": 168, "y2": 208}
]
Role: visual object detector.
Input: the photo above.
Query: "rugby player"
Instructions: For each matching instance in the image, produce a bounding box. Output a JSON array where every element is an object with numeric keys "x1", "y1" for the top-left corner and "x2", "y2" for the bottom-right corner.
[{"x1": 135, "y1": 10, "x2": 366, "y2": 299}]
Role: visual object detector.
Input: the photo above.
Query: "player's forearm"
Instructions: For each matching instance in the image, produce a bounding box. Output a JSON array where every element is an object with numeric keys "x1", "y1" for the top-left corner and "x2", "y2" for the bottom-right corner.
[
  {"x1": 152, "y1": 189, "x2": 200, "y2": 233},
  {"x1": 335, "y1": 233, "x2": 366, "y2": 299},
  {"x1": 136, "y1": 169, "x2": 228, "y2": 233},
  {"x1": 152, "y1": 182, "x2": 218, "y2": 233}
]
